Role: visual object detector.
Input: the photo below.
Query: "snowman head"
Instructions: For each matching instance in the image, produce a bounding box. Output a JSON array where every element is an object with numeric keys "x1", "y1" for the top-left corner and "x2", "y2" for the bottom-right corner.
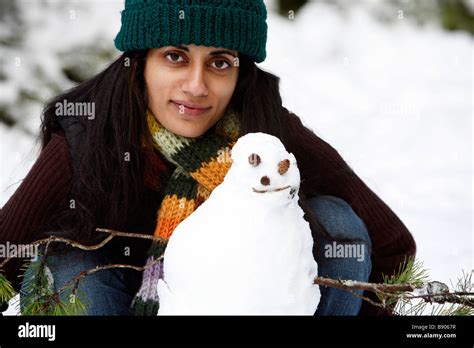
[{"x1": 226, "y1": 133, "x2": 301, "y2": 202}]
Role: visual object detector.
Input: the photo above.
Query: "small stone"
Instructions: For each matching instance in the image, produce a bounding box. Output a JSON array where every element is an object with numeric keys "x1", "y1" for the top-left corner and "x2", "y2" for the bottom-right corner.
[
  {"x1": 278, "y1": 159, "x2": 290, "y2": 175},
  {"x1": 260, "y1": 176, "x2": 270, "y2": 186},
  {"x1": 248, "y1": 153, "x2": 261, "y2": 167}
]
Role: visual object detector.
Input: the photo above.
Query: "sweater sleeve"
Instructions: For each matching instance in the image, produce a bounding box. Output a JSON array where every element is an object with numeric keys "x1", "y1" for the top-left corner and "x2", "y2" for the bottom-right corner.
[
  {"x1": 0, "y1": 131, "x2": 73, "y2": 291},
  {"x1": 287, "y1": 113, "x2": 416, "y2": 315}
]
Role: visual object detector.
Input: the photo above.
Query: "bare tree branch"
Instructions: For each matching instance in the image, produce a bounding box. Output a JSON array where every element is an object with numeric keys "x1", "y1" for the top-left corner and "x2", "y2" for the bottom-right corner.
[
  {"x1": 0, "y1": 227, "x2": 166, "y2": 269},
  {"x1": 314, "y1": 276, "x2": 416, "y2": 292},
  {"x1": 405, "y1": 293, "x2": 474, "y2": 307},
  {"x1": 96, "y1": 228, "x2": 167, "y2": 243}
]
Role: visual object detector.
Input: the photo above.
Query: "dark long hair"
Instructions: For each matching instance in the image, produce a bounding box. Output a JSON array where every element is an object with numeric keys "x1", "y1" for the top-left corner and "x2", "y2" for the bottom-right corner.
[{"x1": 40, "y1": 50, "x2": 350, "y2": 248}]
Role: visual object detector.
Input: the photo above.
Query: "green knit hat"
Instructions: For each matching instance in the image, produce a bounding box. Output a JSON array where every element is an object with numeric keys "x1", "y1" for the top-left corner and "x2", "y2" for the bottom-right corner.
[{"x1": 114, "y1": 0, "x2": 268, "y2": 63}]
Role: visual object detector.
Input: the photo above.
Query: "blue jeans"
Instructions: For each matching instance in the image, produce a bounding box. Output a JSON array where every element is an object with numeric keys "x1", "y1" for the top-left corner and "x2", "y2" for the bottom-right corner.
[
  {"x1": 20, "y1": 195, "x2": 371, "y2": 315},
  {"x1": 310, "y1": 195, "x2": 372, "y2": 315},
  {"x1": 20, "y1": 244, "x2": 141, "y2": 315}
]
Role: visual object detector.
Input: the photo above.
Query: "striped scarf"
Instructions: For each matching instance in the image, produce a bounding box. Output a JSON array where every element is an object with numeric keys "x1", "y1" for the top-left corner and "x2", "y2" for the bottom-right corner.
[{"x1": 132, "y1": 108, "x2": 241, "y2": 315}]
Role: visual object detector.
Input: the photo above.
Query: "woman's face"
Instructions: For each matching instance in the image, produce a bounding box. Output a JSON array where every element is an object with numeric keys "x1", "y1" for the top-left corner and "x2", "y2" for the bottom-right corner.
[{"x1": 144, "y1": 44, "x2": 239, "y2": 138}]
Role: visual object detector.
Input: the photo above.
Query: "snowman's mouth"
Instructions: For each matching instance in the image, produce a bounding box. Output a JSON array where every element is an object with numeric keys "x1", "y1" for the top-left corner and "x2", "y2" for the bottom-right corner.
[{"x1": 252, "y1": 185, "x2": 291, "y2": 194}]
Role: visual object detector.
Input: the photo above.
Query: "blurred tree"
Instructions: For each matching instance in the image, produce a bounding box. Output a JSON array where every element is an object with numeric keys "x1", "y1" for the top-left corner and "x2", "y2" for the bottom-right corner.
[
  {"x1": 439, "y1": 0, "x2": 474, "y2": 34},
  {"x1": 277, "y1": 0, "x2": 309, "y2": 17},
  {"x1": 378, "y1": 0, "x2": 473, "y2": 35},
  {"x1": 0, "y1": 0, "x2": 23, "y2": 47},
  {"x1": 0, "y1": 0, "x2": 24, "y2": 127},
  {"x1": 0, "y1": 0, "x2": 117, "y2": 131},
  {"x1": 276, "y1": 0, "x2": 473, "y2": 36}
]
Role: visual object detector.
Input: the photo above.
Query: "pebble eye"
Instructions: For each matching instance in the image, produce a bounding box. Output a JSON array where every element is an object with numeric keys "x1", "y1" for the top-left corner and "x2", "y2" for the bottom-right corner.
[
  {"x1": 248, "y1": 153, "x2": 261, "y2": 167},
  {"x1": 278, "y1": 159, "x2": 290, "y2": 175}
]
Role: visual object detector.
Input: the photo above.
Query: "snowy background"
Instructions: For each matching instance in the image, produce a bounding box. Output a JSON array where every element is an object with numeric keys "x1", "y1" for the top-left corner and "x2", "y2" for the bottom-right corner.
[{"x1": 1, "y1": 0, "x2": 472, "y2": 315}]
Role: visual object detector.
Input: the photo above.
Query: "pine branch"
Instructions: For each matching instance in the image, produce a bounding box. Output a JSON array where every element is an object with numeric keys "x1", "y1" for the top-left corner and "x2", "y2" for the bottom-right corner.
[
  {"x1": 0, "y1": 273, "x2": 16, "y2": 303},
  {"x1": 313, "y1": 276, "x2": 474, "y2": 308},
  {"x1": 0, "y1": 228, "x2": 166, "y2": 315}
]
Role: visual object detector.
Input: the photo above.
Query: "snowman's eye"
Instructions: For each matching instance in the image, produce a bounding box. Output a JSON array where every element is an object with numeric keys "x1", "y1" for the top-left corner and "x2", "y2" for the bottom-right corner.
[
  {"x1": 248, "y1": 153, "x2": 261, "y2": 167},
  {"x1": 278, "y1": 159, "x2": 290, "y2": 175}
]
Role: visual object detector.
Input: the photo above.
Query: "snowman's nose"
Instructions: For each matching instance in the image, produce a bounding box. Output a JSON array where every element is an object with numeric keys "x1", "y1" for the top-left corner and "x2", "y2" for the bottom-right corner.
[{"x1": 260, "y1": 176, "x2": 270, "y2": 186}]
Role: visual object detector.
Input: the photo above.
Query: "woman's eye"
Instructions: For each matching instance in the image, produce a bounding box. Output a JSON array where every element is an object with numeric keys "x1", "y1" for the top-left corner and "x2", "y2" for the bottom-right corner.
[
  {"x1": 164, "y1": 53, "x2": 230, "y2": 70},
  {"x1": 165, "y1": 52, "x2": 185, "y2": 63},
  {"x1": 211, "y1": 60, "x2": 230, "y2": 70}
]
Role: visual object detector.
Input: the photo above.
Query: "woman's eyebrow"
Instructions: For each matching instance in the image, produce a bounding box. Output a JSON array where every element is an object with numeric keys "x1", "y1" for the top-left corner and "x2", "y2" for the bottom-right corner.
[
  {"x1": 171, "y1": 45, "x2": 237, "y2": 58},
  {"x1": 209, "y1": 50, "x2": 237, "y2": 58}
]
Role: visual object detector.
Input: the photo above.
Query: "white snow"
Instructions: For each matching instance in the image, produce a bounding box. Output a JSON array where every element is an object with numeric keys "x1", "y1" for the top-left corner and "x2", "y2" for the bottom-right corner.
[
  {"x1": 158, "y1": 133, "x2": 320, "y2": 315},
  {"x1": 1, "y1": 1, "x2": 472, "y2": 315}
]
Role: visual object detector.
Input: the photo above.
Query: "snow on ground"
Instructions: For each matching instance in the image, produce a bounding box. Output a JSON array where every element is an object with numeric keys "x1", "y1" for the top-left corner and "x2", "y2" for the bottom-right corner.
[{"x1": 1, "y1": 1, "x2": 472, "y2": 315}]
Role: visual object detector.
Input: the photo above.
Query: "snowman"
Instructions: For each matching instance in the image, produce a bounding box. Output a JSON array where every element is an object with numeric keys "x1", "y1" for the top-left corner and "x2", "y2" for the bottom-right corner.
[{"x1": 157, "y1": 132, "x2": 320, "y2": 315}]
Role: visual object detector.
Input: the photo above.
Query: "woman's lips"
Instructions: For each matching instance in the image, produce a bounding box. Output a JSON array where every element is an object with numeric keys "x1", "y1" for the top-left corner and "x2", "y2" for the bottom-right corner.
[{"x1": 170, "y1": 100, "x2": 211, "y2": 117}]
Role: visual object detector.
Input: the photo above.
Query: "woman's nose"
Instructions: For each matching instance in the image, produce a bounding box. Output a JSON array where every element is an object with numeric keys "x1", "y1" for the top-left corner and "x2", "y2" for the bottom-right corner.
[{"x1": 181, "y1": 66, "x2": 208, "y2": 97}]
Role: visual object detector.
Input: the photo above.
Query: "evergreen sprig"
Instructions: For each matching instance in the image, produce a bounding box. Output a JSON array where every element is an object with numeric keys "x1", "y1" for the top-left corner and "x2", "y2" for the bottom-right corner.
[
  {"x1": 0, "y1": 271, "x2": 16, "y2": 304},
  {"x1": 385, "y1": 261, "x2": 474, "y2": 316},
  {"x1": 377, "y1": 257, "x2": 429, "y2": 308},
  {"x1": 17, "y1": 254, "x2": 88, "y2": 315}
]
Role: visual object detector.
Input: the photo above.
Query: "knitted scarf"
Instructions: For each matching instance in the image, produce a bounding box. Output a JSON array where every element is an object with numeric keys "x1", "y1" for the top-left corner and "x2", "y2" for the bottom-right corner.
[{"x1": 131, "y1": 108, "x2": 241, "y2": 315}]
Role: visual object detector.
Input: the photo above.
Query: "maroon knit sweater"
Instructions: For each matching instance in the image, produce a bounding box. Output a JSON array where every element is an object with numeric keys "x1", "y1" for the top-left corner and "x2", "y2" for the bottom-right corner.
[{"x1": 0, "y1": 114, "x2": 416, "y2": 315}]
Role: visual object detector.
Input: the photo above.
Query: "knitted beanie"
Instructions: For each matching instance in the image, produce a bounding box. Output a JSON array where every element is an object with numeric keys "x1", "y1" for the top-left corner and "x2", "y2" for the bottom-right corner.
[{"x1": 114, "y1": 0, "x2": 268, "y2": 63}]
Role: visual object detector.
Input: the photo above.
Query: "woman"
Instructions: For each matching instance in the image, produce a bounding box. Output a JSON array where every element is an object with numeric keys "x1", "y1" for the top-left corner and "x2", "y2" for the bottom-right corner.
[{"x1": 0, "y1": 0, "x2": 415, "y2": 316}]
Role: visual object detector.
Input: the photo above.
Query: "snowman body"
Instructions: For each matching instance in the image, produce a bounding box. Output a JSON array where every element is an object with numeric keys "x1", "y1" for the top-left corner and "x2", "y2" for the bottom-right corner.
[{"x1": 157, "y1": 133, "x2": 320, "y2": 315}]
